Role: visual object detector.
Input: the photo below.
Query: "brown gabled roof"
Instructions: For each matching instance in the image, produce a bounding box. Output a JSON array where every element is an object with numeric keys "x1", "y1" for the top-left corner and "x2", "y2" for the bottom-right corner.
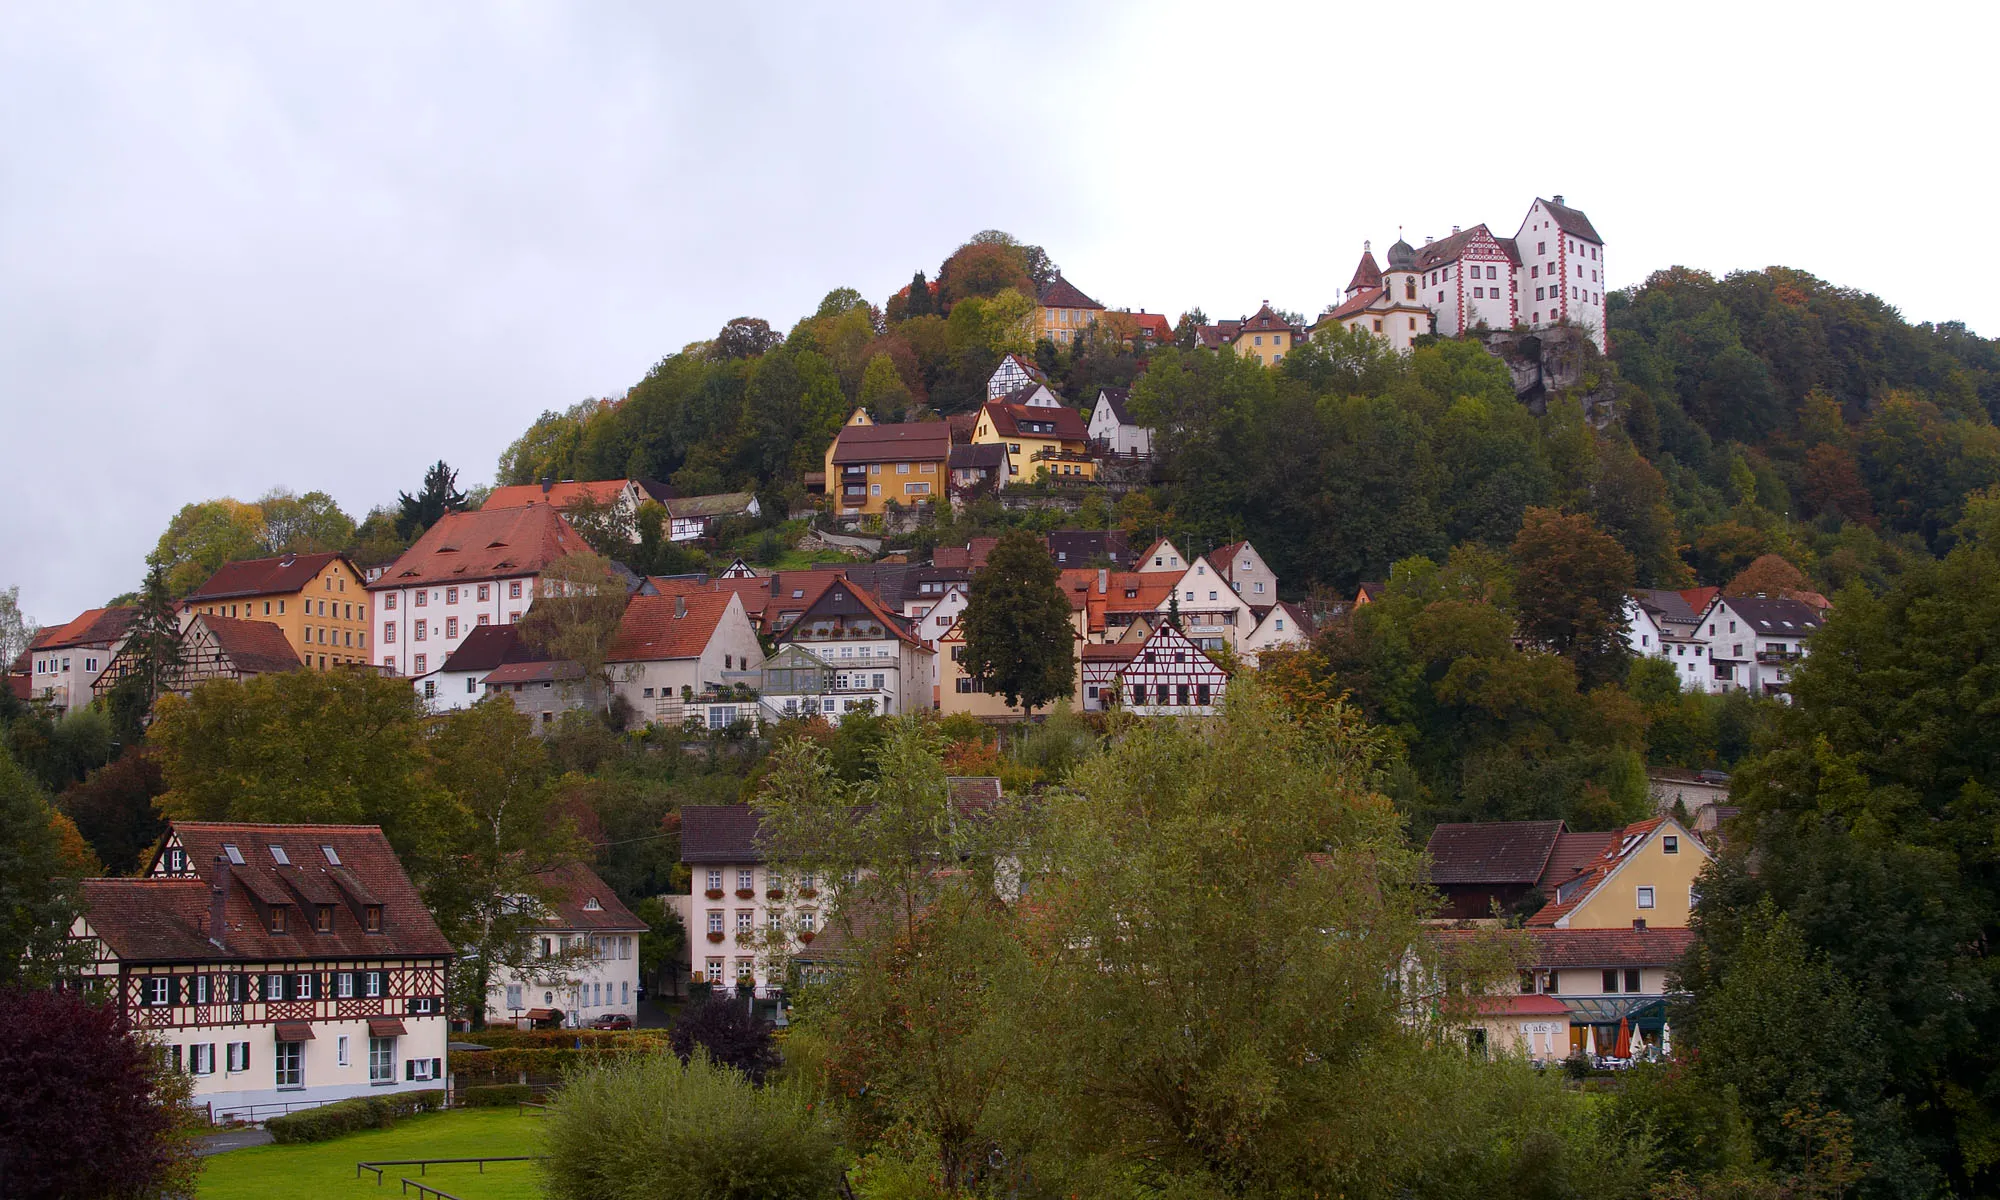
[
  {"x1": 30, "y1": 606, "x2": 138, "y2": 652},
  {"x1": 371, "y1": 504, "x2": 582, "y2": 591},
  {"x1": 1037, "y1": 274, "x2": 1102, "y2": 311},
  {"x1": 1325, "y1": 287, "x2": 1384, "y2": 322},
  {"x1": 982, "y1": 401, "x2": 1088, "y2": 442},
  {"x1": 950, "y1": 443, "x2": 1008, "y2": 471},
  {"x1": 1424, "y1": 821, "x2": 1564, "y2": 886},
  {"x1": 483, "y1": 481, "x2": 633, "y2": 512},
  {"x1": 1095, "y1": 386, "x2": 1134, "y2": 426},
  {"x1": 945, "y1": 411, "x2": 981, "y2": 445},
  {"x1": 829, "y1": 421, "x2": 951, "y2": 466},
  {"x1": 1103, "y1": 572, "x2": 1179, "y2": 615},
  {"x1": 1413, "y1": 226, "x2": 1491, "y2": 272},
  {"x1": 1236, "y1": 303, "x2": 1290, "y2": 334},
  {"x1": 681, "y1": 804, "x2": 768, "y2": 864},
  {"x1": 1347, "y1": 251, "x2": 1384, "y2": 293},
  {"x1": 1541, "y1": 198, "x2": 1602, "y2": 244},
  {"x1": 186, "y1": 553, "x2": 354, "y2": 602},
  {"x1": 1536, "y1": 832, "x2": 1616, "y2": 891},
  {"x1": 437, "y1": 624, "x2": 539, "y2": 674},
  {"x1": 1528, "y1": 818, "x2": 1671, "y2": 927},
  {"x1": 197, "y1": 616, "x2": 305, "y2": 676},
  {"x1": 84, "y1": 822, "x2": 452, "y2": 964},
  {"x1": 779, "y1": 572, "x2": 922, "y2": 647},
  {"x1": 1194, "y1": 321, "x2": 1241, "y2": 349},
  {"x1": 607, "y1": 591, "x2": 740, "y2": 663},
  {"x1": 1431, "y1": 926, "x2": 1694, "y2": 969},
  {"x1": 532, "y1": 862, "x2": 646, "y2": 932}
]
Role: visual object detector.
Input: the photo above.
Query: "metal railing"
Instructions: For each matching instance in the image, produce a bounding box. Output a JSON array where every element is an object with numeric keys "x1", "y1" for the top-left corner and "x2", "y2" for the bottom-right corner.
[
  {"x1": 210, "y1": 1095, "x2": 346, "y2": 1125},
  {"x1": 356, "y1": 1156, "x2": 542, "y2": 1185}
]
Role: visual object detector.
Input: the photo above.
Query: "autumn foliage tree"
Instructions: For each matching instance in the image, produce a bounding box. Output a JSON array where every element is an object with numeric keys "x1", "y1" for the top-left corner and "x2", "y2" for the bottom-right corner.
[{"x1": 1511, "y1": 507, "x2": 1635, "y2": 687}]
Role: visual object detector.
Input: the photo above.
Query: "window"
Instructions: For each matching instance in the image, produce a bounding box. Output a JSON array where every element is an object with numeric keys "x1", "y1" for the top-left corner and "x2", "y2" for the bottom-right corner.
[
  {"x1": 707, "y1": 910, "x2": 724, "y2": 934},
  {"x1": 476, "y1": 614, "x2": 488, "y2": 627},
  {"x1": 190, "y1": 1043, "x2": 216, "y2": 1074},
  {"x1": 414, "y1": 591, "x2": 427, "y2": 607},
  {"x1": 413, "y1": 654, "x2": 425, "y2": 673},
  {"x1": 738, "y1": 868, "x2": 755, "y2": 892},
  {"x1": 295, "y1": 972, "x2": 314, "y2": 999},
  {"x1": 412, "y1": 997, "x2": 435, "y2": 1014},
  {"x1": 1603, "y1": 969, "x2": 1620, "y2": 993},
  {"x1": 1543, "y1": 971, "x2": 1559, "y2": 994},
  {"x1": 737, "y1": 910, "x2": 754, "y2": 934},
  {"x1": 706, "y1": 958, "x2": 724, "y2": 983},
  {"x1": 407, "y1": 1057, "x2": 436, "y2": 1081},
  {"x1": 316, "y1": 905, "x2": 333, "y2": 932},
  {"x1": 1663, "y1": 835, "x2": 1678, "y2": 854},
  {"x1": 363, "y1": 970, "x2": 383, "y2": 997},
  {"x1": 505, "y1": 983, "x2": 522, "y2": 1010},
  {"x1": 896, "y1": 462, "x2": 909, "y2": 474},
  {"x1": 385, "y1": 623, "x2": 396, "y2": 644},
  {"x1": 1625, "y1": 968, "x2": 1642, "y2": 993},
  {"x1": 143, "y1": 976, "x2": 170, "y2": 1006},
  {"x1": 369, "y1": 1036, "x2": 395, "y2": 1082},
  {"x1": 275, "y1": 1040, "x2": 303, "y2": 1089},
  {"x1": 445, "y1": 617, "x2": 458, "y2": 638},
  {"x1": 337, "y1": 1035, "x2": 350, "y2": 1066},
  {"x1": 477, "y1": 584, "x2": 490, "y2": 601},
  {"x1": 365, "y1": 905, "x2": 383, "y2": 933},
  {"x1": 226, "y1": 1042, "x2": 249, "y2": 1073},
  {"x1": 194, "y1": 973, "x2": 210, "y2": 1003},
  {"x1": 509, "y1": 581, "x2": 523, "y2": 599},
  {"x1": 414, "y1": 620, "x2": 427, "y2": 641},
  {"x1": 336, "y1": 971, "x2": 354, "y2": 998},
  {"x1": 1637, "y1": 887, "x2": 1656, "y2": 909},
  {"x1": 270, "y1": 906, "x2": 287, "y2": 934},
  {"x1": 445, "y1": 587, "x2": 458, "y2": 604}
]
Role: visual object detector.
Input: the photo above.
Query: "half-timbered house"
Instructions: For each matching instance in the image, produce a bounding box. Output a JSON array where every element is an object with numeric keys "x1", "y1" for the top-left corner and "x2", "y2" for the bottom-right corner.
[
  {"x1": 71, "y1": 821, "x2": 452, "y2": 1123},
  {"x1": 1111, "y1": 623, "x2": 1230, "y2": 716}
]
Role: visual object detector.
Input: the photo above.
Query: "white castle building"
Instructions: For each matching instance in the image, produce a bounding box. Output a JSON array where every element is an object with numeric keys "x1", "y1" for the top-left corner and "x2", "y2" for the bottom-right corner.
[{"x1": 1322, "y1": 196, "x2": 1606, "y2": 353}]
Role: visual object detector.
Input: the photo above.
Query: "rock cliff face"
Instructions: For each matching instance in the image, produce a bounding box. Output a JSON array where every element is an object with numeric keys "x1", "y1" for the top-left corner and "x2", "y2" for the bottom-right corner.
[{"x1": 1478, "y1": 326, "x2": 1617, "y2": 425}]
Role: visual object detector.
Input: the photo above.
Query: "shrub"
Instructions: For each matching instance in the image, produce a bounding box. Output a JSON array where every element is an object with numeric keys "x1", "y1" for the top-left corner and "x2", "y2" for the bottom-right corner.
[
  {"x1": 266, "y1": 1089, "x2": 444, "y2": 1143},
  {"x1": 542, "y1": 1051, "x2": 842, "y2": 1200},
  {"x1": 460, "y1": 1083, "x2": 538, "y2": 1108},
  {"x1": 670, "y1": 993, "x2": 781, "y2": 1084}
]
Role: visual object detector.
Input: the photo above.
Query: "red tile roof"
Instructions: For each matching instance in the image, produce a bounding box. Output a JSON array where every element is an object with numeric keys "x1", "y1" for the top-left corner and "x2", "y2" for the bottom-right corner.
[
  {"x1": 186, "y1": 553, "x2": 356, "y2": 602},
  {"x1": 1036, "y1": 274, "x2": 1102, "y2": 310},
  {"x1": 371, "y1": 505, "x2": 583, "y2": 591},
  {"x1": 607, "y1": 591, "x2": 741, "y2": 662},
  {"x1": 982, "y1": 401, "x2": 1088, "y2": 442},
  {"x1": 30, "y1": 606, "x2": 138, "y2": 652},
  {"x1": 1465, "y1": 993, "x2": 1572, "y2": 1017},
  {"x1": 1236, "y1": 303, "x2": 1291, "y2": 334},
  {"x1": 1536, "y1": 831, "x2": 1616, "y2": 891},
  {"x1": 84, "y1": 822, "x2": 452, "y2": 964},
  {"x1": 1431, "y1": 925, "x2": 1694, "y2": 969},
  {"x1": 483, "y1": 481, "x2": 632, "y2": 511},
  {"x1": 1325, "y1": 287, "x2": 1383, "y2": 322},
  {"x1": 1346, "y1": 250, "x2": 1383, "y2": 293},
  {"x1": 195, "y1": 615, "x2": 306, "y2": 676},
  {"x1": 533, "y1": 862, "x2": 646, "y2": 932},
  {"x1": 1425, "y1": 821, "x2": 1564, "y2": 886},
  {"x1": 829, "y1": 421, "x2": 952, "y2": 466},
  {"x1": 1541, "y1": 198, "x2": 1602, "y2": 244}
]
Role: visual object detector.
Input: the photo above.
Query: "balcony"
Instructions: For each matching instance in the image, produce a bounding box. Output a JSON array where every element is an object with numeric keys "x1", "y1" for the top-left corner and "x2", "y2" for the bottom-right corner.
[{"x1": 1756, "y1": 650, "x2": 1802, "y2": 665}]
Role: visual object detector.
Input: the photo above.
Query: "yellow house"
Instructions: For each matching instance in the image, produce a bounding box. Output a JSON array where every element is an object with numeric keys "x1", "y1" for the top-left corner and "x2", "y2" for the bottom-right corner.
[
  {"x1": 1034, "y1": 275, "x2": 1105, "y2": 345},
  {"x1": 973, "y1": 393, "x2": 1096, "y2": 484},
  {"x1": 1227, "y1": 302, "x2": 1299, "y2": 366},
  {"x1": 1528, "y1": 817, "x2": 1713, "y2": 931},
  {"x1": 181, "y1": 552, "x2": 371, "y2": 670},
  {"x1": 937, "y1": 619, "x2": 1085, "y2": 720},
  {"x1": 823, "y1": 408, "x2": 952, "y2": 517}
]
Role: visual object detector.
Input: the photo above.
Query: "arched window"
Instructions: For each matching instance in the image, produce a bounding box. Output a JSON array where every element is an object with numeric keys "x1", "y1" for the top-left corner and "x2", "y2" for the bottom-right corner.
[{"x1": 1405, "y1": 277, "x2": 1416, "y2": 300}]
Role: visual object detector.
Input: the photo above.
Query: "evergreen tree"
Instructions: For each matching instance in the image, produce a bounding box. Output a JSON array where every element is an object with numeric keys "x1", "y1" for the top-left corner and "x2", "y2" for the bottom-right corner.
[
  {"x1": 395, "y1": 459, "x2": 467, "y2": 539},
  {"x1": 103, "y1": 563, "x2": 183, "y2": 741},
  {"x1": 904, "y1": 270, "x2": 933, "y2": 318},
  {"x1": 958, "y1": 529, "x2": 1075, "y2": 713}
]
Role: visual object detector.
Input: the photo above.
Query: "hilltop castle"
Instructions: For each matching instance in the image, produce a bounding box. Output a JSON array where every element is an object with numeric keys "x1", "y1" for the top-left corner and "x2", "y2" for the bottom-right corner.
[{"x1": 1321, "y1": 196, "x2": 1606, "y2": 354}]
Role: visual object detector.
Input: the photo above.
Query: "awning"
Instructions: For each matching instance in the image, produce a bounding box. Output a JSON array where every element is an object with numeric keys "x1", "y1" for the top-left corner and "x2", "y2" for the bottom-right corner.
[
  {"x1": 1558, "y1": 996, "x2": 1670, "y2": 1026},
  {"x1": 521, "y1": 1008, "x2": 560, "y2": 1021},
  {"x1": 274, "y1": 1021, "x2": 315, "y2": 1042},
  {"x1": 367, "y1": 1017, "x2": 407, "y2": 1037}
]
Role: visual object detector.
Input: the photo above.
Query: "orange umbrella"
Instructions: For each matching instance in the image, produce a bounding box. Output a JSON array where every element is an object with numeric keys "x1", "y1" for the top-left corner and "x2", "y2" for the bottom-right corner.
[{"x1": 1614, "y1": 1017, "x2": 1632, "y2": 1058}]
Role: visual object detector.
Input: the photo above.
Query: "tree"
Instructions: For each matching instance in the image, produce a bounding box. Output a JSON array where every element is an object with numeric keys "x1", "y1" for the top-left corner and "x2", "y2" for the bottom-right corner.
[
  {"x1": 0, "y1": 745, "x2": 85, "y2": 987},
  {"x1": 855, "y1": 351, "x2": 913, "y2": 420},
  {"x1": 424, "y1": 698, "x2": 589, "y2": 1026},
  {"x1": 560, "y1": 492, "x2": 636, "y2": 557},
  {"x1": 148, "y1": 497, "x2": 267, "y2": 597},
  {"x1": 497, "y1": 400, "x2": 599, "y2": 486},
  {"x1": 957, "y1": 529, "x2": 1075, "y2": 713},
  {"x1": 901, "y1": 269, "x2": 934, "y2": 319},
  {"x1": 714, "y1": 316, "x2": 782, "y2": 360},
  {"x1": 59, "y1": 749, "x2": 166, "y2": 875},
  {"x1": 257, "y1": 487, "x2": 356, "y2": 554},
  {"x1": 1724, "y1": 553, "x2": 1810, "y2": 597},
  {"x1": 0, "y1": 584, "x2": 36, "y2": 670},
  {"x1": 0, "y1": 986, "x2": 199, "y2": 1197},
  {"x1": 515, "y1": 552, "x2": 631, "y2": 713},
  {"x1": 542, "y1": 1051, "x2": 843, "y2": 1200},
  {"x1": 1510, "y1": 507, "x2": 1634, "y2": 687},
  {"x1": 670, "y1": 993, "x2": 781, "y2": 1084},
  {"x1": 938, "y1": 240, "x2": 1033, "y2": 309},
  {"x1": 101, "y1": 563, "x2": 183, "y2": 742},
  {"x1": 395, "y1": 460, "x2": 467, "y2": 540}
]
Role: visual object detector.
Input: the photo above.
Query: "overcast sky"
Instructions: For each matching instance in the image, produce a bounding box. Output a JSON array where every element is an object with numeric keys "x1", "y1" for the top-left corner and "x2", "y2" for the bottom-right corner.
[{"x1": 4, "y1": 2, "x2": 1994, "y2": 621}]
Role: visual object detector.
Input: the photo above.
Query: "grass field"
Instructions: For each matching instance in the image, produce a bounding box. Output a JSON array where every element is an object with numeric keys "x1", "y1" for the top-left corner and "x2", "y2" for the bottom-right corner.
[{"x1": 198, "y1": 1109, "x2": 547, "y2": 1200}]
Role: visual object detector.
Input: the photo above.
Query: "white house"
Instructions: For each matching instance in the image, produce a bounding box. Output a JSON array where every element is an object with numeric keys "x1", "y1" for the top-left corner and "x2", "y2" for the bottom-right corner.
[
  {"x1": 73, "y1": 821, "x2": 452, "y2": 1123},
  {"x1": 986, "y1": 352, "x2": 1047, "y2": 400},
  {"x1": 419, "y1": 625, "x2": 536, "y2": 712},
  {"x1": 1111, "y1": 623, "x2": 1230, "y2": 716},
  {"x1": 486, "y1": 863, "x2": 646, "y2": 1029},
  {"x1": 678, "y1": 805, "x2": 826, "y2": 998},
  {"x1": 1088, "y1": 387, "x2": 1152, "y2": 456},
  {"x1": 1161, "y1": 555, "x2": 1256, "y2": 651},
  {"x1": 1626, "y1": 587, "x2": 1720, "y2": 689},
  {"x1": 1241, "y1": 602, "x2": 1313, "y2": 665},
  {"x1": 369, "y1": 504, "x2": 586, "y2": 681},
  {"x1": 1136, "y1": 537, "x2": 1189, "y2": 574},
  {"x1": 1694, "y1": 594, "x2": 1824, "y2": 697},
  {"x1": 606, "y1": 589, "x2": 766, "y2": 728},
  {"x1": 774, "y1": 573, "x2": 934, "y2": 717},
  {"x1": 21, "y1": 606, "x2": 135, "y2": 716},
  {"x1": 667, "y1": 493, "x2": 761, "y2": 542}
]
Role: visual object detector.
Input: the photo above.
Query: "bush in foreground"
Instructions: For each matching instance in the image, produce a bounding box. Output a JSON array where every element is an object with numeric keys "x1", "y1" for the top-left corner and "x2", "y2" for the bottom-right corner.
[
  {"x1": 265, "y1": 1089, "x2": 444, "y2": 1143},
  {"x1": 459, "y1": 1083, "x2": 538, "y2": 1108},
  {"x1": 542, "y1": 1051, "x2": 842, "y2": 1200}
]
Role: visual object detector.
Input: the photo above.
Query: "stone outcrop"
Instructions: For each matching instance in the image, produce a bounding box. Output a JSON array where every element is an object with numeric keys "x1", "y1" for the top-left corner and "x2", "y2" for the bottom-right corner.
[{"x1": 1477, "y1": 325, "x2": 1617, "y2": 425}]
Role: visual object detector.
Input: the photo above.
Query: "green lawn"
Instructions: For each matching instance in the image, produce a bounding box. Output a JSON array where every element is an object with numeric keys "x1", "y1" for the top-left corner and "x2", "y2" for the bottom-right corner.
[{"x1": 199, "y1": 1109, "x2": 547, "y2": 1200}]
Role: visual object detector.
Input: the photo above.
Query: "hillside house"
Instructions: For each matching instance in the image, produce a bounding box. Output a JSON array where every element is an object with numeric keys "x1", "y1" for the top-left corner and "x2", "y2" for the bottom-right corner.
[
  {"x1": 1695, "y1": 594, "x2": 1823, "y2": 697},
  {"x1": 20, "y1": 606, "x2": 135, "y2": 715},
  {"x1": 773, "y1": 574, "x2": 934, "y2": 717},
  {"x1": 676, "y1": 805, "x2": 825, "y2": 997},
  {"x1": 667, "y1": 492, "x2": 761, "y2": 542},
  {"x1": 1087, "y1": 387, "x2": 1152, "y2": 456},
  {"x1": 1111, "y1": 623, "x2": 1230, "y2": 715},
  {"x1": 485, "y1": 863, "x2": 645, "y2": 1029},
  {"x1": 1034, "y1": 275, "x2": 1105, "y2": 345},
  {"x1": 71, "y1": 821, "x2": 451, "y2": 1123},
  {"x1": 482, "y1": 480, "x2": 647, "y2": 543},
  {"x1": 184, "y1": 553, "x2": 371, "y2": 671},
  {"x1": 607, "y1": 590, "x2": 764, "y2": 727},
  {"x1": 823, "y1": 409, "x2": 950, "y2": 517},
  {"x1": 973, "y1": 389, "x2": 1095, "y2": 485}
]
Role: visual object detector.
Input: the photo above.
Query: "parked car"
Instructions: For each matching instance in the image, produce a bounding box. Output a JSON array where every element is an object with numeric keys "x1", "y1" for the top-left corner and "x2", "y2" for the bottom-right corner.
[{"x1": 590, "y1": 1013, "x2": 634, "y2": 1030}]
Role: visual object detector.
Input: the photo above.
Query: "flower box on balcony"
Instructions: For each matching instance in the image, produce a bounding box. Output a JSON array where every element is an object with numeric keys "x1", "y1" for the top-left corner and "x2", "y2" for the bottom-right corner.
[
  {"x1": 705, "y1": 930, "x2": 724, "y2": 943},
  {"x1": 797, "y1": 930, "x2": 816, "y2": 944},
  {"x1": 799, "y1": 888, "x2": 818, "y2": 899},
  {"x1": 735, "y1": 888, "x2": 756, "y2": 900},
  {"x1": 765, "y1": 889, "x2": 785, "y2": 900},
  {"x1": 704, "y1": 888, "x2": 724, "y2": 900}
]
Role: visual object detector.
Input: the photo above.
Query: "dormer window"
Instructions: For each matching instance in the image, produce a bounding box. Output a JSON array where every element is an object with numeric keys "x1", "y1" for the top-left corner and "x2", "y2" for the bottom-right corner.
[
  {"x1": 364, "y1": 905, "x2": 383, "y2": 932},
  {"x1": 316, "y1": 905, "x2": 333, "y2": 932},
  {"x1": 270, "y1": 906, "x2": 288, "y2": 934},
  {"x1": 584, "y1": 896, "x2": 603, "y2": 911},
  {"x1": 322, "y1": 845, "x2": 340, "y2": 866},
  {"x1": 268, "y1": 845, "x2": 290, "y2": 865},
  {"x1": 223, "y1": 844, "x2": 245, "y2": 865}
]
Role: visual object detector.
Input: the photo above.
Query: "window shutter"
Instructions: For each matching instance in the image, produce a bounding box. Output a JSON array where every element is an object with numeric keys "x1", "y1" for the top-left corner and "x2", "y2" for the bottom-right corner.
[
  {"x1": 405, "y1": 1060, "x2": 414, "y2": 1081},
  {"x1": 242, "y1": 1043, "x2": 250, "y2": 1072},
  {"x1": 431, "y1": 1057, "x2": 442, "y2": 1080}
]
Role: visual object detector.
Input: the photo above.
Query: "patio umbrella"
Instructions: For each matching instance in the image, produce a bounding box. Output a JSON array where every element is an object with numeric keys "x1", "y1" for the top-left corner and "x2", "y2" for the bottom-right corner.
[
  {"x1": 1662, "y1": 1021, "x2": 1673, "y2": 1056},
  {"x1": 1614, "y1": 1017, "x2": 1632, "y2": 1059},
  {"x1": 1584, "y1": 1024, "x2": 1597, "y2": 1056}
]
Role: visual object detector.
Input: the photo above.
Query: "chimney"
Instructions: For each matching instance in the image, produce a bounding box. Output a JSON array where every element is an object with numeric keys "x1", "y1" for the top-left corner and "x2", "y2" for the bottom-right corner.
[
  {"x1": 1451, "y1": 224, "x2": 1461, "y2": 235},
  {"x1": 1097, "y1": 568, "x2": 1108, "y2": 594},
  {"x1": 208, "y1": 855, "x2": 230, "y2": 949},
  {"x1": 540, "y1": 475, "x2": 554, "y2": 496},
  {"x1": 674, "y1": 595, "x2": 686, "y2": 619},
  {"x1": 1424, "y1": 234, "x2": 1433, "y2": 246},
  {"x1": 1553, "y1": 194, "x2": 1565, "y2": 206}
]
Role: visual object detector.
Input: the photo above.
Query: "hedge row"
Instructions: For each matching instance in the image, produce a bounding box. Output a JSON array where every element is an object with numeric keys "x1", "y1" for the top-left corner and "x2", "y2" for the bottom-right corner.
[
  {"x1": 266, "y1": 1089, "x2": 445, "y2": 1143},
  {"x1": 455, "y1": 1029, "x2": 668, "y2": 1051},
  {"x1": 459, "y1": 1083, "x2": 539, "y2": 1108}
]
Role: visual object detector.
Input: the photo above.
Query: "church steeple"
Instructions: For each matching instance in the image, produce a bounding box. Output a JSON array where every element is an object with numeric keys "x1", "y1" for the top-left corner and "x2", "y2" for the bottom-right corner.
[{"x1": 1345, "y1": 243, "x2": 1384, "y2": 298}]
